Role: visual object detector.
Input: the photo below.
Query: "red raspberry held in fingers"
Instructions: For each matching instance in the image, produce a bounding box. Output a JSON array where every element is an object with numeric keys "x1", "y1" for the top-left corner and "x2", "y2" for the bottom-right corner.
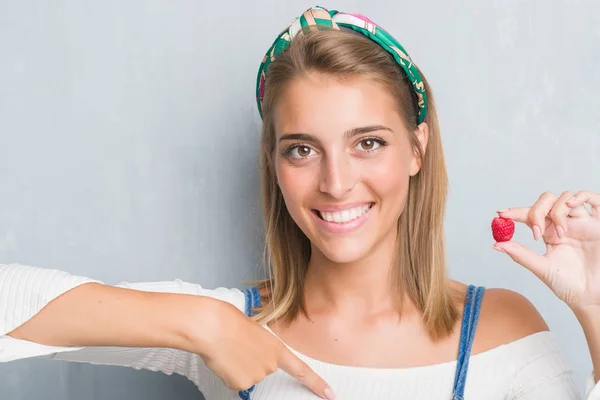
[{"x1": 491, "y1": 217, "x2": 515, "y2": 242}]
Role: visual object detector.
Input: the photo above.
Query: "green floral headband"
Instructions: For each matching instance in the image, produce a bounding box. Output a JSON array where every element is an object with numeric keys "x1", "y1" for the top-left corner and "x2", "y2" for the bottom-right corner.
[{"x1": 256, "y1": 6, "x2": 428, "y2": 124}]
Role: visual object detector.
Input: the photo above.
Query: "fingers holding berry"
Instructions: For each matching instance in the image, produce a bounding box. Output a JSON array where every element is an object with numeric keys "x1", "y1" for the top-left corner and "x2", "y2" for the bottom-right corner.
[
  {"x1": 497, "y1": 191, "x2": 583, "y2": 243},
  {"x1": 493, "y1": 190, "x2": 600, "y2": 309}
]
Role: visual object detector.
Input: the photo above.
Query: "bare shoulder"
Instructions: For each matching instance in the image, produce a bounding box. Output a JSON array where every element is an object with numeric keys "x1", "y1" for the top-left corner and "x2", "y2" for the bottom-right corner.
[
  {"x1": 449, "y1": 281, "x2": 549, "y2": 353},
  {"x1": 473, "y1": 287, "x2": 549, "y2": 353}
]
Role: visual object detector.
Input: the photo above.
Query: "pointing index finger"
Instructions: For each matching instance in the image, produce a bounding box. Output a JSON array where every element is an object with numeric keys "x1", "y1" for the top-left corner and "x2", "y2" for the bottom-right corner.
[{"x1": 277, "y1": 345, "x2": 334, "y2": 399}]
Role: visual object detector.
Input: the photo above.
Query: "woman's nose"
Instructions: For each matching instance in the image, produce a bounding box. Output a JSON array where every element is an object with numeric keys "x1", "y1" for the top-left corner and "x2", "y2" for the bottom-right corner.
[{"x1": 318, "y1": 153, "x2": 358, "y2": 199}]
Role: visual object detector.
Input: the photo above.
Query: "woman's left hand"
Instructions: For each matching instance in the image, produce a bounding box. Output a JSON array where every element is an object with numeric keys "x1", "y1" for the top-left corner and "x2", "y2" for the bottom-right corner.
[{"x1": 494, "y1": 190, "x2": 600, "y2": 311}]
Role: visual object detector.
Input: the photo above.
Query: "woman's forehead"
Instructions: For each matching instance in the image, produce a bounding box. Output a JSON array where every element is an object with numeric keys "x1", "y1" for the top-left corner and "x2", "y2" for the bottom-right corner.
[{"x1": 273, "y1": 75, "x2": 403, "y2": 137}]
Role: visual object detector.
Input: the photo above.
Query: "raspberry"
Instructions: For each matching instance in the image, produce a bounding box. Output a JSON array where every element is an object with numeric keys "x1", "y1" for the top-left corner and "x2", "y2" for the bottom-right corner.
[{"x1": 491, "y1": 217, "x2": 515, "y2": 242}]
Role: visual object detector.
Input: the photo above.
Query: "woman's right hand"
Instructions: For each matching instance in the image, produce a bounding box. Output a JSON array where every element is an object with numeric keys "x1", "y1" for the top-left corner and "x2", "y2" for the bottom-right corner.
[
  {"x1": 1, "y1": 268, "x2": 333, "y2": 398},
  {"x1": 192, "y1": 297, "x2": 335, "y2": 399}
]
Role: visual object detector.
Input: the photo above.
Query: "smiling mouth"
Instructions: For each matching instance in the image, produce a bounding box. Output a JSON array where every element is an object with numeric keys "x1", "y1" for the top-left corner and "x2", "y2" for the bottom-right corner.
[{"x1": 313, "y1": 203, "x2": 374, "y2": 224}]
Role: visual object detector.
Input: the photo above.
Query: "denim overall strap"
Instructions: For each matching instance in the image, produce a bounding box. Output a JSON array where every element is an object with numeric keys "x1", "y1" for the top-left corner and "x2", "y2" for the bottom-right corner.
[
  {"x1": 243, "y1": 287, "x2": 262, "y2": 317},
  {"x1": 238, "y1": 287, "x2": 262, "y2": 400},
  {"x1": 451, "y1": 285, "x2": 485, "y2": 400}
]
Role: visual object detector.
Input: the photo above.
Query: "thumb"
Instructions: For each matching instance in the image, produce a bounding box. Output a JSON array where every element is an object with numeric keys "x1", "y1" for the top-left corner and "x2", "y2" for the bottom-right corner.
[
  {"x1": 493, "y1": 241, "x2": 548, "y2": 282},
  {"x1": 277, "y1": 345, "x2": 335, "y2": 399}
]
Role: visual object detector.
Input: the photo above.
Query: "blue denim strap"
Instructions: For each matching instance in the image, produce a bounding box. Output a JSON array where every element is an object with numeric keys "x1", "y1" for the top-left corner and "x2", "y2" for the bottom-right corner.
[
  {"x1": 237, "y1": 386, "x2": 255, "y2": 400},
  {"x1": 451, "y1": 285, "x2": 485, "y2": 399},
  {"x1": 242, "y1": 287, "x2": 261, "y2": 317},
  {"x1": 238, "y1": 287, "x2": 262, "y2": 399}
]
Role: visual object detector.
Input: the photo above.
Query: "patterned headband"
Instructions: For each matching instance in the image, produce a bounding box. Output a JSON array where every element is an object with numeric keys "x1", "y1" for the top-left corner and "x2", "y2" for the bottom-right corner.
[{"x1": 256, "y1": 6, "x2": 428, "y2": 124}]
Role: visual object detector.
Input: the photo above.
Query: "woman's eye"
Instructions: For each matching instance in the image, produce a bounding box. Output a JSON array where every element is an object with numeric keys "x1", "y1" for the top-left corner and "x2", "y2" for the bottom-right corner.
[
  {"x1": 356, "y1": 139, "x2": 381, "y2": 151},
  {"x1": 289, "y1": 145, "x2": 315, "y2": 158}
]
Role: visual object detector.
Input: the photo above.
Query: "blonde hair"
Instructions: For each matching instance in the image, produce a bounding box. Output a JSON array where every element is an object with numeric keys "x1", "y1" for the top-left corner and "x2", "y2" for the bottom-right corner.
[{"x1": 253, "y1": 29, "x2": 458, "y2": 340}]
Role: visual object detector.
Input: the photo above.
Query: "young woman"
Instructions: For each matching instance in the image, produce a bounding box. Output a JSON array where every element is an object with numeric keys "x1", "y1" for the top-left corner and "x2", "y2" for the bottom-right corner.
[{"x1": 1, "y1": 6, "x2": 599, "y2": 400}]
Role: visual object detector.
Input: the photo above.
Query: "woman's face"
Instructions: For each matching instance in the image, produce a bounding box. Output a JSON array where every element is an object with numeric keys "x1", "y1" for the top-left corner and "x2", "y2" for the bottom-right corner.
[{"x1": 273, "y1": 73, "x2": 427, "y2": 264}]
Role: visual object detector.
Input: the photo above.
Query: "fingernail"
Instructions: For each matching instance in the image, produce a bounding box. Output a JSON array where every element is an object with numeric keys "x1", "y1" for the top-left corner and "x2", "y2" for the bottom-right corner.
[
  {"x1": 324, "y1": 387, "x2": 336, "y2": 400},
  {"x1": 533, "y1": 225, "x2": 541, "y2": 241},
  {"x1": 567, "y1": 195, "x2": 577, "y2": 204},
  {"x1": 557, "y1": 226, "x2": 565, "y2": 238},
  {"x1": 497, "y1": 209, "x2": 509, "y2": 214}
]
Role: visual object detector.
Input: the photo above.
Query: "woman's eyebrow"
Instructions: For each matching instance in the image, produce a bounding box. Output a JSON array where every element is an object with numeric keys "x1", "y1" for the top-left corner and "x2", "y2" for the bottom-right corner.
[
  {"x1": 279, "y1": 125, "x2": 392, "y2": 143},
  {"x1": 344, "y1": 125, "x2": 393, "y2": 139},
  {"x1": 279, "y1": 133, "x2": 315, "y2": 143}
]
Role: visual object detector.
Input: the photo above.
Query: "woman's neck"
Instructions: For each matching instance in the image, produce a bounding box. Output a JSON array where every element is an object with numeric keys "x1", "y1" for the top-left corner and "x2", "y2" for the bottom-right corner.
[{"x1": 303, "y1": 230, "x2": 402, "y2": 317}]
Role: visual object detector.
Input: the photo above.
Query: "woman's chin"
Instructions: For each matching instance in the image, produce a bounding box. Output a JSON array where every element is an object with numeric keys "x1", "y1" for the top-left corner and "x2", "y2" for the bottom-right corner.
[{"x1": 316, "y1": 241, "x2": 372, "y2": 264}]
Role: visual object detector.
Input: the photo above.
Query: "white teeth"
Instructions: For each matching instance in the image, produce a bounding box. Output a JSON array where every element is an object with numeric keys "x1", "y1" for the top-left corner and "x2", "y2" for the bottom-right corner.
[
  {"x1": 319, "y1": 204, "x2": 371, "y2": 224},
  {"x1": 349, "y1": 208, "x2": 358, "y2": 220}
]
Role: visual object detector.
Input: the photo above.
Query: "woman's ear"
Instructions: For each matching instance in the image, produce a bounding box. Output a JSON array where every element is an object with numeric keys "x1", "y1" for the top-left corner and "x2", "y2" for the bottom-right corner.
[{"x1": 409, "y1": 121, "x2": 429, "y2": 176}]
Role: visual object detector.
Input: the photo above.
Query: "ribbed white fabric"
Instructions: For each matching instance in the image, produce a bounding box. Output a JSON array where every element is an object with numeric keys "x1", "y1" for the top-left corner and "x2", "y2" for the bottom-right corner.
[{"x1": 0, "y1": 263, "x2": 598, "y2": 400}]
